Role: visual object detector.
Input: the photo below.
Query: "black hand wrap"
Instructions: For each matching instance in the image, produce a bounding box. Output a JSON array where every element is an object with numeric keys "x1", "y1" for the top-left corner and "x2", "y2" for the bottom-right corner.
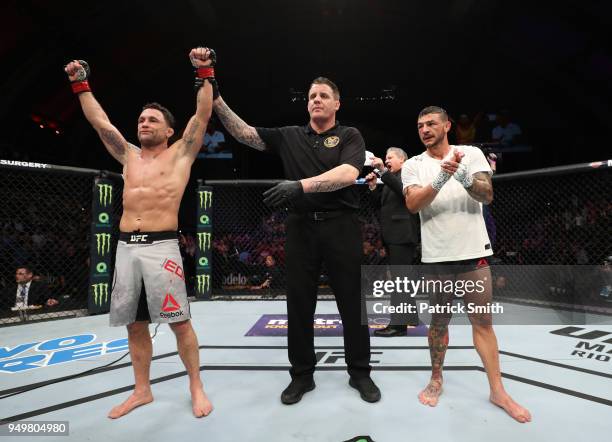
[{"x1": 194, "y1": 48, "x2": 219, "y2": 99}]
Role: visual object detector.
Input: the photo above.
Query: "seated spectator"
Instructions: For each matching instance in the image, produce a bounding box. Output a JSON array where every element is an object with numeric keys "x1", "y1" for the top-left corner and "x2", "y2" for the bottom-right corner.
[
  {"x1": 454, "y1": 112, "x2": 483, "y2": 145},
  {"x1": 491, "y1": 110, "x2": 523, "y2": 146},
  {"x1": 250, "y1": 255, "x2": 284, "y2": 291},
  {"x1": 3, "y1": 265, "x2": 58, "y2": 313}
]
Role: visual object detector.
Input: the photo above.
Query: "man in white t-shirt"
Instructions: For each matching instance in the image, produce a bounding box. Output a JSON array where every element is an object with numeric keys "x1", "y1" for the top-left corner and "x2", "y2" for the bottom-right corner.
[{"x1": 401, "y1": 106, "x2": 531, "y2": 423}]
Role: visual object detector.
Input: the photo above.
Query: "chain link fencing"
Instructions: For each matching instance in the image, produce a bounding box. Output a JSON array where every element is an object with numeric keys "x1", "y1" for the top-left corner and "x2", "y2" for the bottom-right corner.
[
  {"x1": 1, "y1": 157, "x2": 609, "y2": 326},
  {"x1": 206, "y1": 161, "x2": 611, "y2": 310},
  {"x1": 0, "y1": 161, "x2": 122, "y2": 325}
]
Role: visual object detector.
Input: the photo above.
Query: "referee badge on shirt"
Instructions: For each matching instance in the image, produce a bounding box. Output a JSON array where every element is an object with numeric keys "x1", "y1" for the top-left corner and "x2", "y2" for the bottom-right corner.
[{"x1": 323, "y1": 136, "x2": 340, "y2": 148}]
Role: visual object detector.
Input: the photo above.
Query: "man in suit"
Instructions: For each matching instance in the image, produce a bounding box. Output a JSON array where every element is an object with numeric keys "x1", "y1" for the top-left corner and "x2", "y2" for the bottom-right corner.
[
  {"x1": 7, "y1": 266, "x2": 58, "y2": 312},
  {"x1": 365, "y1": 147, "x2": 420, "y2": 336}
]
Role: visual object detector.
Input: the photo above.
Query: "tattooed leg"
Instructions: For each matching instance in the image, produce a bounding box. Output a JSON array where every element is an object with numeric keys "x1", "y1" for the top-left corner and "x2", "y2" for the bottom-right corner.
[{"x1": 418, "y1": 323, "x2": 449, "y2": 407}]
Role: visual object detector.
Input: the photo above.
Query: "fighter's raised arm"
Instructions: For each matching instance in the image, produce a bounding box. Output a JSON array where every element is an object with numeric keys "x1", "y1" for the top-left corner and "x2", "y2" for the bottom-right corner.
[
  {"x1": 172, "y1": 47, "x2": 214, "y2": 161},
  {"x1": 64, "y1": 60, "x2": 135, "y2": 165}
]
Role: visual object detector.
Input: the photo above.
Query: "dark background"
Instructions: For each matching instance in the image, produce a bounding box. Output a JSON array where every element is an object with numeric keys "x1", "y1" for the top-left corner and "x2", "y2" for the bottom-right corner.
[{"x1": 2, "y1": 0, "x2": 611, "y2": 179}]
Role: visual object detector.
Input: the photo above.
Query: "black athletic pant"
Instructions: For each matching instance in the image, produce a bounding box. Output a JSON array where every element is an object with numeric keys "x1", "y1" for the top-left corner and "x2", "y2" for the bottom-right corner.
[
  {"x1": 285, "y1": 212, "x2": 371, "y2": 380},
  {"x1": 387, "y1": 243, "x2": 419, "y2": 326}
]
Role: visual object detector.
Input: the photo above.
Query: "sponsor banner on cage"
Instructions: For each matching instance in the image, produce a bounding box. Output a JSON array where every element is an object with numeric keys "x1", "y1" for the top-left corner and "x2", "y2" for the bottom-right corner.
[
  {"x1": 88, "y1": 178, "x2": 114, "y2": 313},
  {"x1": 195, "y1": 185, "x2": 213, "y2": 299},
  {"x1": 361, "y1": 265, "x2": 612, "y2": 326},
  {"x1": 245, "y1": 314, "x2": 428, "y2": 337}
]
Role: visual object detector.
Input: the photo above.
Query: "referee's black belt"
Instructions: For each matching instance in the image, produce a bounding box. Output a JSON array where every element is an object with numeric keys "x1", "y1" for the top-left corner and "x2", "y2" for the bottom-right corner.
[{"x1": 294, "y1": 210, "x2": 354, "y2": 221}]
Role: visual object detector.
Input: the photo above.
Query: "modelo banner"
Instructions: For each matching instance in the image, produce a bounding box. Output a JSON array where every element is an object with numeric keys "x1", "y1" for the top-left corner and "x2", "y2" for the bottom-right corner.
[
  {"x1": 88, "y1": 177, "x2": 114, "y2": 313},
  {"x1": 195, "y1": 184, "x2": 213, "y2": 299}
]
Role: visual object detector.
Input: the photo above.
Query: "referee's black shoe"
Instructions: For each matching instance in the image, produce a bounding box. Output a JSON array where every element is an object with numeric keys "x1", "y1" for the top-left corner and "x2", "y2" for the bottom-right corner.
[
  {"x1": 373, "y1": 325, "x2": 407, "y2": 337},
  {"x1": 349, "y1": 376, "x2": 381, "y2": 403},
  {"x1": 280, "y1": 377, "x2": 315, "y2": 405}
]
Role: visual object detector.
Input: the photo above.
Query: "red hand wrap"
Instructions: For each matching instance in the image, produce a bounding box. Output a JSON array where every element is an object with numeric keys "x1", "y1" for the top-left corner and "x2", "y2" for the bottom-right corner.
[
  {"x1": 71, "y1": 81, "x2": 91, "y2": 94},
  {"x1": 196, "y1": 67, "x2": 215, "y2": 79}
]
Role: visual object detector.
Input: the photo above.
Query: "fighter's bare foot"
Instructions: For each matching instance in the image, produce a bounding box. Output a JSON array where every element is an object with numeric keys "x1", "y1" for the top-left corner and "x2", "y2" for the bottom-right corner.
[
  {"x1": 490, "y1": 392, "x2": 532, "y2": 423},
  {"x1": 418, "y1": 378, "x2": 443, "y2": 407},
  {"x1": 108, "y1": 390, "x2": 154, "y2": 419},
  {"x1": 191, "y1": 386, "x2": 213, "y2": 418}
]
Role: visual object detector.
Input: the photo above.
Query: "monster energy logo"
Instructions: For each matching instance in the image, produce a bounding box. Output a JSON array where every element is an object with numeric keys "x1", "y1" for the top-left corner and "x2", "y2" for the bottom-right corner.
[
  {"x1": 97, "y1": 184, "x2": 113, "y2": 207},
  {"x1": 196, "y1": 274, "x2": 210, "y2": 293},
  {"x1": 197, "y1": 232, "x2": 211, "y2": 252},
  {"x1": 92, "y1": 283, "x2": 109, "y2": 306},
  {"x1": 199, "y1": 191, "x2": 213, "y2": 210},
  {"x1": 96, "y1": 233, "x2": 111, "y2": 256}
]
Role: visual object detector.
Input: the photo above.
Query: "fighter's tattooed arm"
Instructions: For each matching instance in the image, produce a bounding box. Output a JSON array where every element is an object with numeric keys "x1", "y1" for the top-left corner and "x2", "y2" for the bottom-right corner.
[
  {"x1": 466, "y1": 172, "x2": 493, "y2": 204},
  {"x1": 404, "y1": 184, "x2": 439, "y2": 213},
  {"x1": 300, "y1": 164, "x2": 359, "y2": 193},
  {"x1": 177, "y1": 81, "x2": 213, "y2": 160},
  {"x1": 76, "y1": 92, "x2": 130, "y2": 165},
  {"x1": 213, "y1": 97, "x2": 267, "y2": 151},
  {"x1": 98, "y1": 128, "x2": 128, "y2": 162}
]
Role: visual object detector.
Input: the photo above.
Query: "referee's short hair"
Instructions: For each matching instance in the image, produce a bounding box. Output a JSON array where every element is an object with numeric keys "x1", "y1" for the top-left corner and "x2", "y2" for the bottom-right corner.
[{"x1": 310, "y1": 77, "x2": 340, "y2": 100}]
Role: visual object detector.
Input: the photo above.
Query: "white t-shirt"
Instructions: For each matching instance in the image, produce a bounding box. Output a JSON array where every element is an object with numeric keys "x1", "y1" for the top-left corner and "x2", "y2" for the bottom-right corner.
[{"x1": 402, "y1": 145, "x2": 493, "y2": 263}]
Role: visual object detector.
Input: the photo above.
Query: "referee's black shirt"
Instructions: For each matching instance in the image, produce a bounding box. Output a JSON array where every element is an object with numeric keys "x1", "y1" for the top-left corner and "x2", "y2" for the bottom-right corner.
[{"x1": 256, "y1": 122, "x2": 365, "y2": 212}]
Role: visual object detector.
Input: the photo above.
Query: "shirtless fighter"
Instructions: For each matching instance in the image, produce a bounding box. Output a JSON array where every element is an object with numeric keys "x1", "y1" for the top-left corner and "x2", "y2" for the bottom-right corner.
[{"x1": 64, "y1": 47, "x2": 215, "y2": 418}]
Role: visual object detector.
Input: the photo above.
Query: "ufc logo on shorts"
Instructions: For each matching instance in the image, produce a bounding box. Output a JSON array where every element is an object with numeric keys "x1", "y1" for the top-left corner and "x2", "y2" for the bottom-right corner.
[
  {"x1": 130, "y1": 234, "x2": 149, "y2": 242},
  {"x1": 163, "y1": 259, "x2": 185, "y2": 280}
]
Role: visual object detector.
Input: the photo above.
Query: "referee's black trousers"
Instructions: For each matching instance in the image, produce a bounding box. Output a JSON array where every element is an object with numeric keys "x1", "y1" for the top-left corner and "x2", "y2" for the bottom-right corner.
[{"x1": 285, "y1": 212, "x2": 371, "y2": 380}]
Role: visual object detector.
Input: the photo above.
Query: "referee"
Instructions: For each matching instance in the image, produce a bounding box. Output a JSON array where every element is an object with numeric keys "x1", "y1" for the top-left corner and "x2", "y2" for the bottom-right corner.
[{"x1": 213, "y1": 76, "x2": 380, "y2": 404}]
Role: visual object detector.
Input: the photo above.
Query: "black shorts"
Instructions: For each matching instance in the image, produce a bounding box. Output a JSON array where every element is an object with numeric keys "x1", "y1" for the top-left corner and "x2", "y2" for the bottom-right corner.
[{"x1": 423, "y1": 257, "x2": 490, "y2": 275}]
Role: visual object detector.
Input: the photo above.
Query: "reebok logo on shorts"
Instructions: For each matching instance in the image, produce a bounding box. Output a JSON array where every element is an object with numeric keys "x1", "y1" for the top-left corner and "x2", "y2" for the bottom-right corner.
[
  {"x1": 160, "y1": 293, "x2": 184, "y2": 319},
  {"x1": 477, "y1": 258, "x2": 489, "y2": 268}
]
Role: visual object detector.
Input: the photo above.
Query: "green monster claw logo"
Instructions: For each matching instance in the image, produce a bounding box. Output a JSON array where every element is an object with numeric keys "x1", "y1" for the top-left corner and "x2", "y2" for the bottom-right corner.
[
  {"x1": 198, "y1": 191, "x2": 213, "y2": 210},
  {"x1": 92, "y1": 283, "x2": 109, "y2": 306},
  {"x1": 196, "y1": 274, "x2": 210, "y2": 293},
  {"x1": 97, "y1": 184, "x2": 113, "y2": 207},
  {"x1": 197, "y1": 232, "x2": 211, "y2": 252},
  {"x1": 96, "y1": 233, "x2": 111, "y2": 256}
]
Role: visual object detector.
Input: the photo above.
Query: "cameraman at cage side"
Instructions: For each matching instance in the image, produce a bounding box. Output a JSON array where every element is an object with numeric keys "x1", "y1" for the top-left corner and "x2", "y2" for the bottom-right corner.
[{"x1": 365, "y1": 148, "x2": 420, "y2": 336}]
